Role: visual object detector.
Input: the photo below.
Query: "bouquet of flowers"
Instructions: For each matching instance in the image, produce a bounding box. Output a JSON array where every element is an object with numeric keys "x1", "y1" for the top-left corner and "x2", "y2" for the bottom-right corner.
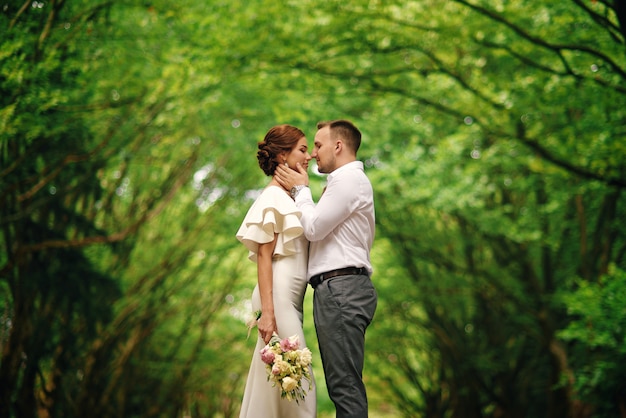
[{"x1": 260, "y1": 333, "x2": 313, "y2": 403}]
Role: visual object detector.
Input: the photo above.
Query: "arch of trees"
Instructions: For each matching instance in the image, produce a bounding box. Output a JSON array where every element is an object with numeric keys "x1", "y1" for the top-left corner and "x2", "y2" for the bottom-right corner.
[{"x1": 1, "y1": 1, "x2": 624, "y2": 417}]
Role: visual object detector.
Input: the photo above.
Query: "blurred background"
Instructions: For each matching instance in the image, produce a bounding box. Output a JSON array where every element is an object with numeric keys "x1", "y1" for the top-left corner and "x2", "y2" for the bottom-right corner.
[{"x1": 1, "y1": 1, "x2": 625, "y2": 417}]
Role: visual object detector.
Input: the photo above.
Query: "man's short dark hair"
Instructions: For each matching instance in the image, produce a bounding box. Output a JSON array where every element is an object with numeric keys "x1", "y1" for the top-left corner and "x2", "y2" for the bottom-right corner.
[{"x1": 317, "y1": 120, "x2": 362, "y2": 153}]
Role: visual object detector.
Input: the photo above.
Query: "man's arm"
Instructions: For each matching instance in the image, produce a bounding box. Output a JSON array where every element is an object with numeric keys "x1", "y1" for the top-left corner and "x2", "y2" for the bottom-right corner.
[
  {"x1": 276, "y1": 162, "x2": 359, "y2": 242},
  {"x1": 298, "y1": 173, "x2": 357, "y2": 241}
]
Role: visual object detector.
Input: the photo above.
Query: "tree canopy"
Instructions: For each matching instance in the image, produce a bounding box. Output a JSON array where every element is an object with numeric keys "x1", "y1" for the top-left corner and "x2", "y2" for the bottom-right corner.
[{"x1": 1, "y1": 1, "x2": 625, "y2": 417}]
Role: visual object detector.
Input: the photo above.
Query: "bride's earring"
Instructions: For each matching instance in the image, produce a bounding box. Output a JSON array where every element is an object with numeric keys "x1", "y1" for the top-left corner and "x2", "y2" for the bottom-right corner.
[{"x1": 284, "y1": 159, "x2": 288, "y2": 167}]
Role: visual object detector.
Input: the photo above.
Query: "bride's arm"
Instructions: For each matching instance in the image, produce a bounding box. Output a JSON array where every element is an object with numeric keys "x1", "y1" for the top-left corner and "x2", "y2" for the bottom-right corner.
[{"x1": 257, "y1": 233, "x2": 278, "y2": 344}]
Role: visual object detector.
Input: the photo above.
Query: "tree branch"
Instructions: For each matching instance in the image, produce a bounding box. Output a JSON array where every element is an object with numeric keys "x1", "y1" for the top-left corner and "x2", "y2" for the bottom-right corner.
[
  {"x1": 362, "y1": 78, "x2": 626, "y2": 188},
  {"x1": 10, "y1": 150, "x2": 197, "y2": 258},
  {"x1": 509, "y1": 123, "x2": 626, "y2": 188},
  {"x1": 477, "y1": 39, "x2": 626, "y2": 94},
  {"x1": 8, "y1": 0, "x2": 32, "y2": 30},
  {"x1": 38, "y1": 0, "x2": 65, "y2": 52},
  {"x1": 454, "y1": 0, "x2": 626, "y2": 80},
  {"x1": 571, "y1": 0, "x2": 624, "y2": 43}
]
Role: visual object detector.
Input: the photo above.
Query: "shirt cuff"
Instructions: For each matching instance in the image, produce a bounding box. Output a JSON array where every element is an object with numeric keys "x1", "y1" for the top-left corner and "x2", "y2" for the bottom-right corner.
[{"x1": 294, "y1": 185, "x2": 313, "y2": 205}]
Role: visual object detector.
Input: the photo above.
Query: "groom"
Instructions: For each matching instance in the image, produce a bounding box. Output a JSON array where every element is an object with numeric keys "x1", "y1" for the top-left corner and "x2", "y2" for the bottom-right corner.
[{"x1": 275, "y1": 119, "x2": 377, "y2": 418}]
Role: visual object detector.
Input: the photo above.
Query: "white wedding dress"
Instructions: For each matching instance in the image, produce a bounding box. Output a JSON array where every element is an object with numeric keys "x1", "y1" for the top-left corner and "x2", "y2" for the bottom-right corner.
[{"x1": 236, "y1": 186, "x2": 316, "y2": 418}]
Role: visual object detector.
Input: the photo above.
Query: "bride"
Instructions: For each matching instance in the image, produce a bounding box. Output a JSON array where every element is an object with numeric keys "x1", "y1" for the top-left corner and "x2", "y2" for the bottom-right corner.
[{"x1": 236, "y1": 124, "x2": 316, "y2": 418}]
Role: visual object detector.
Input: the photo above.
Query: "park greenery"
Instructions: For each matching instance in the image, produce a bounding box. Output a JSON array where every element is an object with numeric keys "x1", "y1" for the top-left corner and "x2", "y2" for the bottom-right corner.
[{"x1": 1, "y1": 0, "x2": 625, "y2": 417}]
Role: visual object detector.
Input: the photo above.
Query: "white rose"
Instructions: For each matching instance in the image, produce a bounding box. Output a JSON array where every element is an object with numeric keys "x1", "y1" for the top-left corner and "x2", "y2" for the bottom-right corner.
[
  {"x1": 299, "y1": 348, "x2": 312, "y2": 366},
  {"x1": 282, "y1": 376, "x2": 298, "y2": 392}
]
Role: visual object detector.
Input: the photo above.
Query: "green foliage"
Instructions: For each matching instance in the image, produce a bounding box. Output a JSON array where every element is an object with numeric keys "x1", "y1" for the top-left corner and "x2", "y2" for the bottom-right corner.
[
  {"x1": 1, "y1": 0, "x2": 256, "y2": 416},
  {"x1": 557, "y1": 265, "x2": 626, "y2": 417},
  {"x1": 1, "y1": 0, "x2": 625, "y2": 417}
]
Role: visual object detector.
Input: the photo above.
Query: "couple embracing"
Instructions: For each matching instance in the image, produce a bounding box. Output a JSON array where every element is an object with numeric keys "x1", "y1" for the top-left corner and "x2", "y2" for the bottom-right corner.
[{"x1": 236, "y1": 120, "x2": 378, "y2": 418}]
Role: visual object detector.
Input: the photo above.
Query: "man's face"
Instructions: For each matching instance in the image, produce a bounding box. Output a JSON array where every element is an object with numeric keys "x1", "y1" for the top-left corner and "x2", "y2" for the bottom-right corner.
[{"x1": 312, "y1": 126, "x2": 336, "y2": 174}]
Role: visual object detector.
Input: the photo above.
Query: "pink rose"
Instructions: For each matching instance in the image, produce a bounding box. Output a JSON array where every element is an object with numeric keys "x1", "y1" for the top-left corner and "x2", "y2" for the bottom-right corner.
[
  {"x1": 272, "y1": 364, "x2": 281, "y2": 375},
  {"x1": 280, "y1": 335, "x2": 300, "y2": 351},
  {"x1": 260, "y1": 346, "x2": 275, "y2": 364}
]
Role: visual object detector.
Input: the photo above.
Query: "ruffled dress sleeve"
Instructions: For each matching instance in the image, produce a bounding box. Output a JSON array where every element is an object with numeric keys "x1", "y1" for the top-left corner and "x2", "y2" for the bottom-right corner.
[{"x1": 236, "y1": 186, "x2": 303, "y2": 262}]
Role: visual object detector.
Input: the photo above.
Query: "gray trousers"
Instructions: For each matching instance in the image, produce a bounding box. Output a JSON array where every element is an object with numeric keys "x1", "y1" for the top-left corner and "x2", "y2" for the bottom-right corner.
[{"x1": 313, "y1": 274, "x2": 378, "y2": 418}]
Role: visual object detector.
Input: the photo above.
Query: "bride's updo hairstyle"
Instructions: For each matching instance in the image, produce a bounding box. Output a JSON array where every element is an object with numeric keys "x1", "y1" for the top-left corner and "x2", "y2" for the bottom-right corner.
[{"x1": 257, "y1": 124, "x2": 305, "y2": 176}]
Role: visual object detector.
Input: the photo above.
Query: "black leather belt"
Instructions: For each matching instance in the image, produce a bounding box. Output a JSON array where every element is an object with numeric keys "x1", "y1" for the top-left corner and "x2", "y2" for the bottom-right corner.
[{"x1": 309, "y1": 267, "x2": 368, "y2": 289}]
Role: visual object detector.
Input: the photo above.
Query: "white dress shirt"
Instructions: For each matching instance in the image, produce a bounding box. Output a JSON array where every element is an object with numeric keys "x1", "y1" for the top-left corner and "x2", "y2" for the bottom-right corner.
[{"x1": 295, "y1": 161, "x2": 375, "y2": 279}]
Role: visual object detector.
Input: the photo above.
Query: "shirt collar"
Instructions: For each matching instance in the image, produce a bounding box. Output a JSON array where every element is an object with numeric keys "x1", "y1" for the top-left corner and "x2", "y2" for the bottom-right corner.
[{"x1": 327, "y1": 160, "x2": 363, "y2": 181}]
